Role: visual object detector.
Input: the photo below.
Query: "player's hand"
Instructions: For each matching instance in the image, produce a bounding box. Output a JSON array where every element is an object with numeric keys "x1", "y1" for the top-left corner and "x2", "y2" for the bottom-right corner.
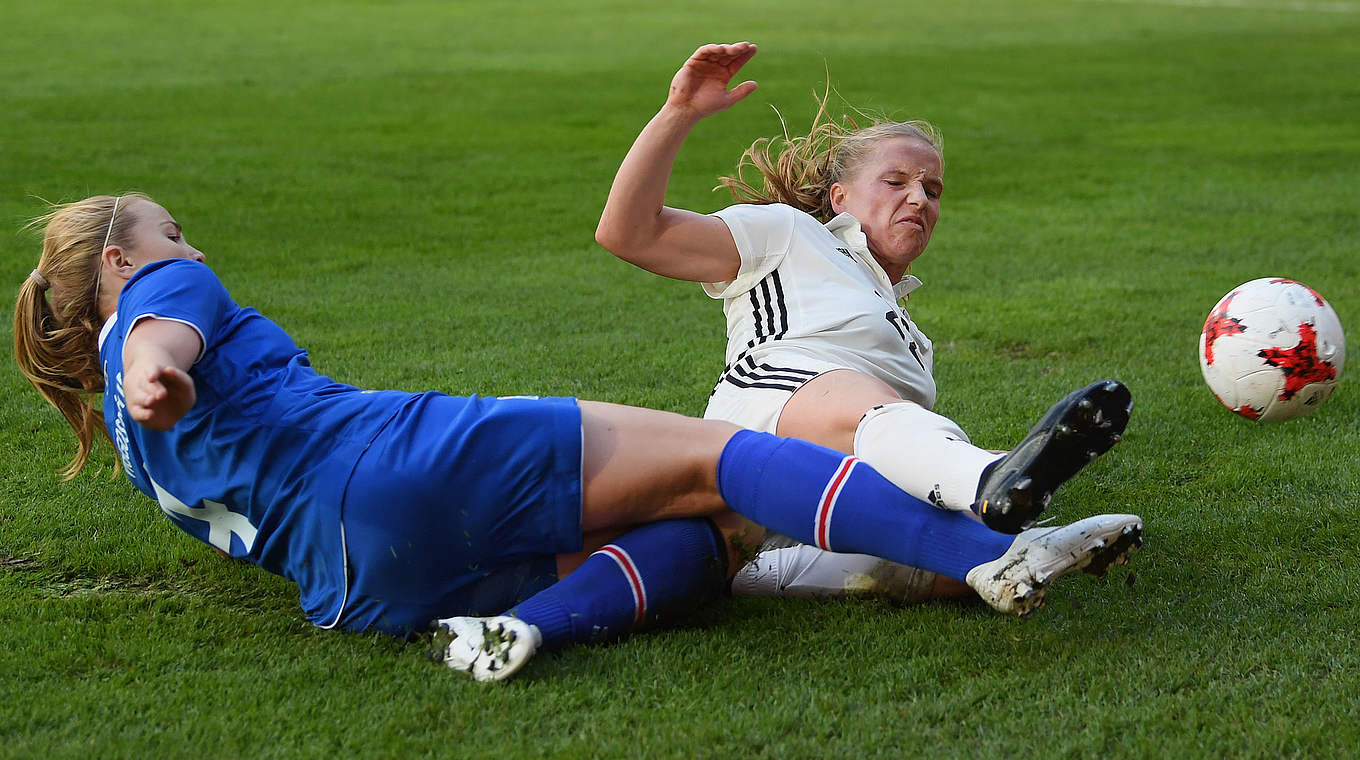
[
  {"x1": 666, "y1": 42, "x2": 759, "y2": 119},
  {"x1": 125, "y1": 363, "x2": 197, "y2": 431}
]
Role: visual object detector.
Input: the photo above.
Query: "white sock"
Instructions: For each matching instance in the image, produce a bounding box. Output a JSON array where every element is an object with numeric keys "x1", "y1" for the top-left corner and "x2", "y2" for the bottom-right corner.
[
  {"x1": 853, "y1": 402, "x2": 1003, "y2": 512},
  {"x1": 730, "y1": 543, "x2": 938, "y2": 603}
]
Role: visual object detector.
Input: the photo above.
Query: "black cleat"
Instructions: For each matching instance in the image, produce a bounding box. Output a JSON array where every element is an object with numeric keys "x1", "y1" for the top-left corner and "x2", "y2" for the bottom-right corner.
[{"x1": 972, "y1": 379, "x2": 1132, "y2": 534}]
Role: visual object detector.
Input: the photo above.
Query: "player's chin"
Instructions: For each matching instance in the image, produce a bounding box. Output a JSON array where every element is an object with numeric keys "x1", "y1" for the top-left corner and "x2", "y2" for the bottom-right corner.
[
  {"x1": 885, "y1": 243, "x2": 928, "y2": 270},
  {"x1": 889, "y1": 232, "x2": 929, "y2": 257}
]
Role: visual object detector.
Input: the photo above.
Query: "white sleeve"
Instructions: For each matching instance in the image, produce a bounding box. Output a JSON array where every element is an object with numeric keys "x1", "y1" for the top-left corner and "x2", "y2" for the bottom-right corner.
[{"x1": 701, "y1": 203, "x2": 797, "y2": 299}]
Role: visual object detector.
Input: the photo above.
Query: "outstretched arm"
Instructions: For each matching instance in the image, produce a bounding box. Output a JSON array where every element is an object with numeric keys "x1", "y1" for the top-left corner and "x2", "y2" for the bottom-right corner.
[
  {"x1": 595, "y1": 42, "x2": 758, "y2": 283},
  {"x1": 122, "y1": 318, "x2": 202, "y2": 431}
]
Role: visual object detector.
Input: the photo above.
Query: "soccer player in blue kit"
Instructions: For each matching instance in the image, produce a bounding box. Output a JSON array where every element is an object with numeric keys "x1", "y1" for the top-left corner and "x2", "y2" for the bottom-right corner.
[{"x1": 15, "y1": 192, "x2": 1141, "y2": 682}]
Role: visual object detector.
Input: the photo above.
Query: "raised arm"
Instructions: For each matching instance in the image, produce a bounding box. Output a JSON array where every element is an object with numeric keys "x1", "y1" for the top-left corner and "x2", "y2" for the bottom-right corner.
[
  {"x1": 595, "y1": 42, "x2": 759, "y2": 283},
  {"x1": 122, "y1": 318, "x2": 202, "y2": 431}
]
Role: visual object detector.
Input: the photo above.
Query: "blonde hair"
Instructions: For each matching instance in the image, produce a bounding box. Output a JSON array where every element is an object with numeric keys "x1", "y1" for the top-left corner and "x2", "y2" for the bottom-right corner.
[
  {"x1": 13, "y1": 192, "x2": 149, "y2": 479},
  {"x1": 718, "y1": 94, "x2": 943, "y2": 222}
]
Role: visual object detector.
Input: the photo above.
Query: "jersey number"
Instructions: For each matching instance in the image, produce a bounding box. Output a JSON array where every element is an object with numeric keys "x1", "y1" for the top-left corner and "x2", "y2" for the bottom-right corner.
[
  {"x1": 885, "y1": 310, "x2": 926, "y2": 370},
  {"x1": 148, "y1": 476, "x2": 259, "y2": 553}
]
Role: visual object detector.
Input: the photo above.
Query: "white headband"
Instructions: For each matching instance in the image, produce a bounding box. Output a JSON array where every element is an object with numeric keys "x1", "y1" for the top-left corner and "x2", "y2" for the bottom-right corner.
[
  {"x1": 91, "y1": 194, "x2": 123, "y2": 301},
  {"x1": 102, "y1": 195, "x2": 122, "y2": 252}
]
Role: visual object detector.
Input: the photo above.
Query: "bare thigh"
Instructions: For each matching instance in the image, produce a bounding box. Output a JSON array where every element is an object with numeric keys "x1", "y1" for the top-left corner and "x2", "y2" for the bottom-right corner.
[
  {"x1": 564, "y1": 401, "x2": 763, "y2": 578},
  {"x1": 577, "y1": 400, "x2": 740, "y2": 533},
  {"x1": 776, "y1": 369, "x2": 904, "y2": 452}
]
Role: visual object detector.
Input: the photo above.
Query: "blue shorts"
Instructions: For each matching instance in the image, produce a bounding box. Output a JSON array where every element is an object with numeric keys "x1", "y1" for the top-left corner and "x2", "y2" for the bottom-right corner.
[{"x1": 336, "y1": 394, "x2": 583, "y2": 636}]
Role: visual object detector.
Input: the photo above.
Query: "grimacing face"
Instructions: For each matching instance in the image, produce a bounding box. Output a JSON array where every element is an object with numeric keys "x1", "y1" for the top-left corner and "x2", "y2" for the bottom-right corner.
[{"x1": 828, "y1": 136, "x2": 943, "y2": 282}]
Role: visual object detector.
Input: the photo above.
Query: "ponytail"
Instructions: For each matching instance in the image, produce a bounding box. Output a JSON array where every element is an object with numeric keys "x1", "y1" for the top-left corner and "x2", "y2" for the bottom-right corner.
[{"x1": 13, "y1": 193, "x2": 147, "y2": 479}]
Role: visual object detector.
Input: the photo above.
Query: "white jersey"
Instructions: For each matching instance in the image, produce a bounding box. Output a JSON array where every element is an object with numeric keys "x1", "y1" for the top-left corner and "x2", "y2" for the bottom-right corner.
[{"x1": 702, "y1": 203, "x2": 936, "y2": 432}]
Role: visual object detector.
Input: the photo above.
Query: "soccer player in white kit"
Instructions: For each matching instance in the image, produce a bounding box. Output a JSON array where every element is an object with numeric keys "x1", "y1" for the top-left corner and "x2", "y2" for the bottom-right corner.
[{"x1": 597, "y1": 42, "x2": 1141, "y2": 605}]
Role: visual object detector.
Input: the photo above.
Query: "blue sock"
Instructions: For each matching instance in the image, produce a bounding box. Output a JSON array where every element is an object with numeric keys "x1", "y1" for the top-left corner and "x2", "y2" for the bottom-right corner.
[
  {"x1": 716, "y1": 430, "x2": 1013, "y2": 581},
  {"x1": 507, "y1": 518, "x2": 728, "y2": 651}
]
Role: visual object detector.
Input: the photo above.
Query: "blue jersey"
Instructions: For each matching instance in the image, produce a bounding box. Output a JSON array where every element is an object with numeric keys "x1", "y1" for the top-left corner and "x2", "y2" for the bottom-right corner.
[{"x1": 99, "y1": 259, "x2": 412, "y2": 627}]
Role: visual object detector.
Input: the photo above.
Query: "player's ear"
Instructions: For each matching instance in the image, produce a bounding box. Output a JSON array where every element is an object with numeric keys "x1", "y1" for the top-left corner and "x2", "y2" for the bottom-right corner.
[
  {"x1": 829, "y1": 183, "x2": 847, "y2": 215},
  {"x1": 102, "y1": 245, "x2": 137, "y2": 281}
]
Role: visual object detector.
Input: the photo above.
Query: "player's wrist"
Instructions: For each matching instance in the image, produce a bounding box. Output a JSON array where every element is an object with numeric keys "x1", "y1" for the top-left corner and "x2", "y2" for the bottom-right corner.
[{"x1": 657, "y1": 101, "x2": 707, "y2": 126}]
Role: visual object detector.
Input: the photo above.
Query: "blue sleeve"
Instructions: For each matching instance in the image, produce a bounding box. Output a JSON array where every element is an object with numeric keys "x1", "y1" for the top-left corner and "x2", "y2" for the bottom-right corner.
[{"x1": 117, "y1": 259, "x2": 233, "y2": 362}]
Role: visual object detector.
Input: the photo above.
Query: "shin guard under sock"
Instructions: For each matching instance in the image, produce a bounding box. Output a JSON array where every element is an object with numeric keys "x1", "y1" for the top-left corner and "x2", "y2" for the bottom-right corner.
[
  {"x1": 508, "y1": 518, "x2": 728, "y2": 651},
  {"x1": 716, "y1": 430, "x2": 1012, "y2": 581},
  {"x1": 854, "y1": 402, "x2": 1003, "y2": 511}
]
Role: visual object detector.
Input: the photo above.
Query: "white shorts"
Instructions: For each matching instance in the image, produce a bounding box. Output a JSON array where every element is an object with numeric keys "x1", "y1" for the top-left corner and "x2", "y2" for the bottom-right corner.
[{"x1": 703, "y1": 353, "x2": 854, "y2": 432}]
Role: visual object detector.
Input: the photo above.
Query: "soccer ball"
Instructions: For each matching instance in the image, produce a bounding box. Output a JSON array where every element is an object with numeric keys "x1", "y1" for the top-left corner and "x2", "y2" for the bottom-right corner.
[{"x1": 1199, "y1": 278, "x2": 1345, "y2": 422}]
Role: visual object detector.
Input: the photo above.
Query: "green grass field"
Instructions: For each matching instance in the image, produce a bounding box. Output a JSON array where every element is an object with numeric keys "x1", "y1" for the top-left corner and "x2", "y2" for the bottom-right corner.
[{"x1": 2, "y1": 0, "x2": 1358, "y2": 756}]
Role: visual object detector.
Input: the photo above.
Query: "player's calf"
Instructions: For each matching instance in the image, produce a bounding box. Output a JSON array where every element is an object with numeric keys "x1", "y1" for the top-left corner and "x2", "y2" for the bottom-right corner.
[{"x1": 730, "y1": 534, "x2": 941, "y2": 602}]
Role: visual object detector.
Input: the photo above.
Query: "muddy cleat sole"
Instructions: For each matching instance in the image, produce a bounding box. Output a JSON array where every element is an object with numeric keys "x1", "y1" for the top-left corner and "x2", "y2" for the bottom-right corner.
[
  {"x1": 973, "y1": 379, "x2": 1133, "y2": 534},
  {"x1": 965, "y1": 513, "x2": 1143, "y2": 617},
  {"x1": 430, "y1": 615, "x2": 542, "y2": 682}
]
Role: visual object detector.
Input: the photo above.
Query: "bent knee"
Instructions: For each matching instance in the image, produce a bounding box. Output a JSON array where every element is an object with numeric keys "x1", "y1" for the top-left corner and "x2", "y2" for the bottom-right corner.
[
  {"x1": 776, "y1": 370, "x2": 902, "y2": 452},
  {"x1": 855, "y1": 399, "x2": 970, "y2": 447}
]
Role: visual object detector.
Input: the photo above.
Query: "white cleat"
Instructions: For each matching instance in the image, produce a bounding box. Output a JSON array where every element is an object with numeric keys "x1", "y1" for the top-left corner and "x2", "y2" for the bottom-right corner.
[
  {"x1": 431, "y1": 615, "x2": 542, "y2": 682},
  {"x1": 965, "y1": 514, "x2": 1143, "y2": 618}
]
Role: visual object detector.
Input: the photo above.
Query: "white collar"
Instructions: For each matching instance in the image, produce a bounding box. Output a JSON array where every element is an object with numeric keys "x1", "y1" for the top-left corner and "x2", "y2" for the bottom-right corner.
[
  {"x1": 98, "y1": 311, "x2": 118, "y2": 351},
  {"x1": 824, "y1": 212, "x2": 923, "y2": 300}
]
